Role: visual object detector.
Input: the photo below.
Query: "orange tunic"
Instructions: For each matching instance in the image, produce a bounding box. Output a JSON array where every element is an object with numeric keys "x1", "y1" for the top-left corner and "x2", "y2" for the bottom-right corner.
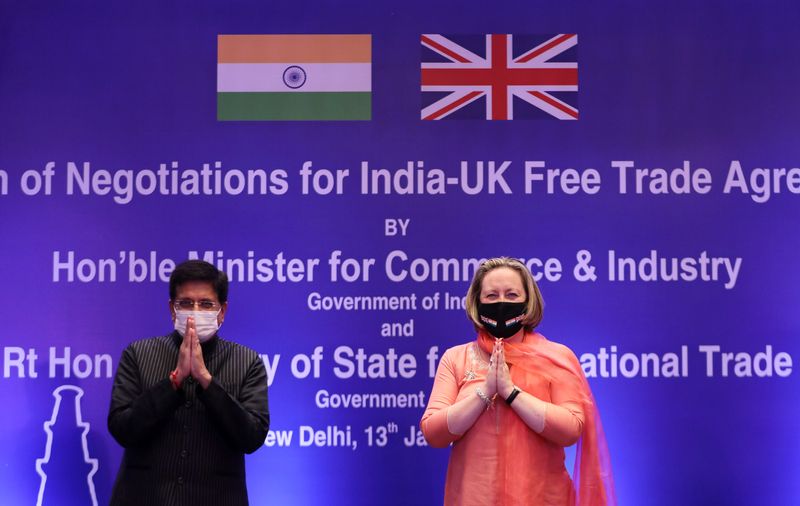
[{"x1": 421, "y1": 333, "x2": 612, "y2": 506}]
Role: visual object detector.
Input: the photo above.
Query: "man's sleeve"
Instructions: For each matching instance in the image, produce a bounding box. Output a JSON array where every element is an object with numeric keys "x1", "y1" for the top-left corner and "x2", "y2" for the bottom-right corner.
[
  {"x1": 107, "y1": 345, "x2": 183, "y2": 448},
  {"x1": 197, "y1": 355, "x2": 270, "y2": 454}
]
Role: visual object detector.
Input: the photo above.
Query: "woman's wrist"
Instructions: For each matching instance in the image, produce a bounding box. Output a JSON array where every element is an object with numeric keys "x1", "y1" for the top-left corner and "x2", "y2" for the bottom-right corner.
[
  {"x1": 504, "y1": 385, "x2": 522, "y2": 405},
  {"x1": 498, "y1": 384, "x2": 515, "y2": 399},
  {"x1": 475, "y1": 386, "x2": 494, "y2": 410},
  {"x1": 482, "y1": 378, "x2": 497, "y2": 396}
]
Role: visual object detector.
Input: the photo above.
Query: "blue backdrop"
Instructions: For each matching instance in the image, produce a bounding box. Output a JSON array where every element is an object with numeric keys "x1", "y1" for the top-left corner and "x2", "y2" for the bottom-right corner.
[{"x1": 1, "y1": 1, "x2": 799, "y2": 505}]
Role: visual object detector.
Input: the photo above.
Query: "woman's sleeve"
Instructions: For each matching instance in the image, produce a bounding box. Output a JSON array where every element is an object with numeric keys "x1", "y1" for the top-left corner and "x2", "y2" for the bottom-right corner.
[
  {"x1": 539, "y1": 347, "x2": 587, "y2": 447},
  {"x1": 420, "y1": 348, "x2": 463, "y2": 448}
]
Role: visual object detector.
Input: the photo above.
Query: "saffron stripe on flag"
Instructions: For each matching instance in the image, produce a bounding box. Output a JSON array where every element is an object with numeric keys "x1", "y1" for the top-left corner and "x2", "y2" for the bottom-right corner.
[
  {"x1": 217, "y1": 92, "x2": 371, "y2": 121},
  {"x1": 217, "y1": 63, "x2": 371, "y2": 92},
  {"x1": 218, "y1": 34, "x2": 371, "y2": 63}
]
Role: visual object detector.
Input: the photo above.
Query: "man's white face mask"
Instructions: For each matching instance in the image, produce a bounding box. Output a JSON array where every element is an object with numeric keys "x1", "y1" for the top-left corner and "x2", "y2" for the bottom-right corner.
[{"x1": 174, "y1": 309, "x2": 221, "y2": 342}]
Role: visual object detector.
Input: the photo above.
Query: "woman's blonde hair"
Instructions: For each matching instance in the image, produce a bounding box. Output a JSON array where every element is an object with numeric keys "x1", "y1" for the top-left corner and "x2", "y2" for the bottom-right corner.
[{"x1": 465, "y1": 257, "x2": 544, "y2": 332}]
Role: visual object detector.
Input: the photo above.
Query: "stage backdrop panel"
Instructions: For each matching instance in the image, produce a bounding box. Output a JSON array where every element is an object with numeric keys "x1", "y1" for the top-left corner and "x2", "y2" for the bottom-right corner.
[{"x1": 1, "y1": 1, "x2": 799, "y2": 505}]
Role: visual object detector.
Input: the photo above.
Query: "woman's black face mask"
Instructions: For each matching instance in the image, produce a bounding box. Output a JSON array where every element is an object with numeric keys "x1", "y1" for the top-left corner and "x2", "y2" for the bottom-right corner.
[{"x1": 478, "y1": 301, "x2": 526, "y2": 339}]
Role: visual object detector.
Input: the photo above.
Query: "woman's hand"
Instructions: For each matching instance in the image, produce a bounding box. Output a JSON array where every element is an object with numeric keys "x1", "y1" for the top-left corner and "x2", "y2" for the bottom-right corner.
[
  {"x1": 495, "y1": 341, "x2": 514, "y2": 399},
  {"x1": 483, "y1": 339, "x2": 501, "y2": 397}
]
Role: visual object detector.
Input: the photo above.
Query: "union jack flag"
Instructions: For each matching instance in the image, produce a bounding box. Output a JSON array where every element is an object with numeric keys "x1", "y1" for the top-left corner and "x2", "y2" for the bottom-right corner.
[{"x1": 420, "y1": 34, "x2": 578, "y2": 120}]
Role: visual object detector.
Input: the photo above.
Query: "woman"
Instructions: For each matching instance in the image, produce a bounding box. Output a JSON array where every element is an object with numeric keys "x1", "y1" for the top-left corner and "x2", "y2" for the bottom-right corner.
[{"x1": 421, "y1": 257, "x2": 615, "y2": 505}]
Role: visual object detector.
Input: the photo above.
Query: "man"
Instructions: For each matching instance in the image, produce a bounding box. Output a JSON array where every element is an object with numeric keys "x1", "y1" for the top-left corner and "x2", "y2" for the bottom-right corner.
[{"x1": 108, "y1": 260, "x2": 269, "y2": 506}]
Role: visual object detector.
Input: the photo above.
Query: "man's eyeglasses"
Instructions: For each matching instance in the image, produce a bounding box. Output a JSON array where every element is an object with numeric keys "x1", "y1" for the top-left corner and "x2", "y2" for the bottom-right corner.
[{"x1": 173, "y1": 299, "x2": 221, "y2": 311}]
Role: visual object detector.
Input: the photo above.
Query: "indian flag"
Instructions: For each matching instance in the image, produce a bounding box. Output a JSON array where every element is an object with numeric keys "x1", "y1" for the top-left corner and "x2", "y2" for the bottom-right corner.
[{"x1": 217, "y1": 34, "x2": 372, "y2": 121}]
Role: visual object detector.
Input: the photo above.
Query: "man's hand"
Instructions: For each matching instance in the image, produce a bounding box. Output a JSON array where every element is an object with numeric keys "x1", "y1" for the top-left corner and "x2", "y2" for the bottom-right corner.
[
  {"x1": 173, "y1": 318, "x2": 193, "y2": 388},
  {"x1": 190, "y1": 328, "x2": 213, "y2": 389}
]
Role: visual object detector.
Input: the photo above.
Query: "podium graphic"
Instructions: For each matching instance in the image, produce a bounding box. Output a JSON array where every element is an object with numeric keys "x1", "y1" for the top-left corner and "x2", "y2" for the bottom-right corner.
[{"x1": 35, "y1": 385, "x2": 99, "y2": 506}]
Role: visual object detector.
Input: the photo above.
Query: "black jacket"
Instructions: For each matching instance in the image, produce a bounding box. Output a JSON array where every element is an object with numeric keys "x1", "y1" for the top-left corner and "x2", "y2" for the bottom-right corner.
[{"x1": 108, "y1": 332, "x2": 269, "y2": 506}]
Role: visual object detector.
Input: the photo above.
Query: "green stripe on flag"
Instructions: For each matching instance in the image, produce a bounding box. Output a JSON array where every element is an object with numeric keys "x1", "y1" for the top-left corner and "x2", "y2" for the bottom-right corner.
[{"x1": 217, "y1": 92, "x2": 371, "y2": 120}]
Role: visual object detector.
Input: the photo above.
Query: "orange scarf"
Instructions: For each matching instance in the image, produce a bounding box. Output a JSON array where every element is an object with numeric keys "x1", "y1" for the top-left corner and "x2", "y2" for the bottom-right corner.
[{"x1": 478, "y1": 331, "x2": 616, "y2": 505}]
